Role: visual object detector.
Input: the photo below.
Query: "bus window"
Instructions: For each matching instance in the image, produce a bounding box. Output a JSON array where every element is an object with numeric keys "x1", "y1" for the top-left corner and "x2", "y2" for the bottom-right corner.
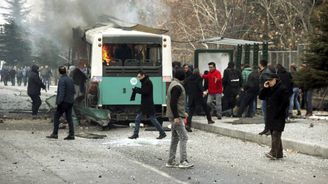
[{"x1": 103, "y1": 44, "x2": 161, "y2": 67}]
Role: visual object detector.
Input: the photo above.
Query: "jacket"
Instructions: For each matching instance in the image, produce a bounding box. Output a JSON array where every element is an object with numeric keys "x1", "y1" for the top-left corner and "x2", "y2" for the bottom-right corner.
[
  {"x1": 242, "y1": 67, "x2": 252, "y2": 86},
  {"x1": 277, "y1": 67, "x2": 293, "y2": 96},
  {"x1": 243, "y1": 70, "x2": 260, "y2": 93},
  {"x1": 184, "y1": 74, "x2": 204, "y2": 102},
  {"x1": 134, "y1": 75, "x2": 155, "y2": 115},
  {"x1": 166, "y1": 78, "x2": 186, "y2": 119},
  {"x1": 27, "y1": 65, "x2": 46, "y2": 96},
  {"x1": 202, "y1": 69, "x2": 223, "y2": 94},
  {"x1": 56, "y1": 74, "x2": 75, "y2": 105},
  {"x1": 259, "y1": 82, "x2": 289, "y2": 131}
]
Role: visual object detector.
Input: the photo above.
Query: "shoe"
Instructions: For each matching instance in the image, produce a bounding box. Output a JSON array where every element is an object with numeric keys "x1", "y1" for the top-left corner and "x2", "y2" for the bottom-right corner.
[
  {"x1": 264, "y1": 131, "x2": 271, "y2": 136},
  {"x1": 64, "y1": 136, "x2": 75, "y2": 140},
  {"x1": 157, "y1": 133, "x2": 167, "y2": 139},
  {"x1": 265, "y1": 152, "x2": 277, "y2": 160},
  {"x1": 46, "y1": 134, "x2": 58, "y2": 139},
  {"x1": 305, "y1": 112, "x2": 312, "y2": 116},
  {"x1": 128, "y1": 134, "x2": 139, "y2": 139},
  {"x1": 297, "y1": 110, "x2": 301, "y2": 116},
  {"x1": 185, "y1": 126, "x2": 192, "y2": 132},
  {"x1": 166, "y1": 160, "x2": 179, "y2": 168},
  {"x1": 178, "y1": 160, "x2": 194, "y2": 169},
  {"x1": 259, "y1": 129, "x2": 269, "y2": 135},
  {"x1": 207, "y1": 120, "x2": 215, "y2": 124}
]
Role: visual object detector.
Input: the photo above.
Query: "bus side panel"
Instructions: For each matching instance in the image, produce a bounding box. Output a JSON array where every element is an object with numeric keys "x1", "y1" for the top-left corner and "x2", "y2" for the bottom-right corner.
[{"x1": 99, "y1": 77, "x2": 166, "y2": 105}]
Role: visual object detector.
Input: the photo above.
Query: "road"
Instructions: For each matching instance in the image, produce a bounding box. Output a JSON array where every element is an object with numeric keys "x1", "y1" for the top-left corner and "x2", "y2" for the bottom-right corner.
[{"x1": 0, "y1": 118, "x2": 327, "y2": 184}]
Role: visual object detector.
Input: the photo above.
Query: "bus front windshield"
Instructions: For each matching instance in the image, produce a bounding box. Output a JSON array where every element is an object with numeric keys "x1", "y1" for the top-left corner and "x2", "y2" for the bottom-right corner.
[{"x1": 102, "y1": 44, "x2": 162, "y2": 67}]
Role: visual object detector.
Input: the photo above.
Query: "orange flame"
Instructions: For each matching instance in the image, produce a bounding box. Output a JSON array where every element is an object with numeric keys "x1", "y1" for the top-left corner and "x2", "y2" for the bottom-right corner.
[{"x1": 102, "y1": 45, "x2": 111, "y2": 65}]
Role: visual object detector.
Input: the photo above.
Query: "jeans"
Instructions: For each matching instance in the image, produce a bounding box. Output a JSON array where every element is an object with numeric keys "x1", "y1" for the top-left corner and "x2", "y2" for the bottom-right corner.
[
  {"x1": 168, "y1": 118, "x2": 188, "y2": 163},
  {"x1": 187, "y1": 97, "x2": 212, "y2": 127},
  {"x1": 29, "y1": 94, "x2": 42, "y2": 115},
  {"x1": 305, "y1": 89, "x2": 313, "y2": 113},
  {"x1": 262, "y1": 100, "x2": 267, "y2": 129},
  {"x1": 289, "y1": 87, "x2": 301, "y2": 112},
  {"x1": 53, "y1": 102, "x2": 74, "y2": 136},
  {"x1": 237, "y1": 91, "x2": 257, "y2": 117},
  {"x1": 133, "y1": 112, "x2": 165, "y2": 136},
  {"x1": 207, "y1": 93, "x2": 222, "y2": 117}
]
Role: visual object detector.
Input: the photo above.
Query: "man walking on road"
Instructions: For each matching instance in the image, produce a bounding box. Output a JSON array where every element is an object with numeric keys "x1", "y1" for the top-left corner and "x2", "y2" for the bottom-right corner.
[
  {"x1": 47, "y1": 66, "x2": 75, "y2": 140},
  {"x1": 129, "y1": 71, "x2": 166, "y2": 139},
  {"x1": 202, "y1": 62, "x2": 223, "y2": 119},
  {"x1": 27, "y1": 65, "x2": 46, "y2": 119},
  {"x1": 166, "y1": 69, "x2": 193, "y2": 169}
]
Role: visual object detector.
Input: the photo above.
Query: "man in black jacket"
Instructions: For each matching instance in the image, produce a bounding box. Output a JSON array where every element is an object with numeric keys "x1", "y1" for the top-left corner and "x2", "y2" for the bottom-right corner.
[
  {"x1": 27, "y1": 65, "x2": 46, "y2": 119},
  {"x1": 237, "y1": 66, "x2": 260, "y2": 117},
  {"x1": 222, "y1": 62, "x2": 242, "y2": 116},
  {"x1": 129, "y1": 71, "x2": 166, "y2": 139},
  {"x1": 259, "y1": 72, "x2": 289, "y2": 160},
  {"x1": 47, "y1": 66, "x2": 75, "y2": 140},
  {"x1": 184, "y1": 68, "x2": 214, "y2": 132}
]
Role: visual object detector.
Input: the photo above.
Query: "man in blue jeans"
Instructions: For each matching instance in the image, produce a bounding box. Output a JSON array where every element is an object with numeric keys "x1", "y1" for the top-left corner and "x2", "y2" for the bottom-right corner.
[{"x1": 129, "y1": 71, "x2": 166, "y2": 139}]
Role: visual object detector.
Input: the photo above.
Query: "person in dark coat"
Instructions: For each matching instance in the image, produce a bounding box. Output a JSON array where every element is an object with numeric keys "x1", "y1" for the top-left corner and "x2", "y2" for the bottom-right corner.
[
  {"x1": 237, "y1": 66, "x2": 260, "y2": 117},
  {"x1": 259, "y1": 72, "x2": 290, "y2": 160},
  {"x1": 184, "y1": 68, "x2": 214, "y2": 132},
  {"x1": 129, "y1": 71, "x2": 166, "y2": 139},
  {"x1": 222, "y1": 62, "x2": 242, "y2": 116},
  {"x1": 27, "y1": 65, "x2": 46, "y2": 118},
  {"x1": 47, "y1": 66, "x2": 76, "y2": 140},
  {"x1": 9, "y1": 67, "x2": 16, "y2": 86}
]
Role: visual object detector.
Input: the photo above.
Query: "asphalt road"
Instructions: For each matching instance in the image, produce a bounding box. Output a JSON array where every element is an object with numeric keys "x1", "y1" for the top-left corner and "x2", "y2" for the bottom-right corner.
[{"x1": 0, "y1": 119, "x2": 327, "y2": 184}]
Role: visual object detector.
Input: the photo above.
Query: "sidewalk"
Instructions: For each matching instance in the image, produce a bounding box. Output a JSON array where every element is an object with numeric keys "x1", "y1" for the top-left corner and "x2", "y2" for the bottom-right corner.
[{"x1": 192, "y1": 115, "x2": 328, "y2": 159}]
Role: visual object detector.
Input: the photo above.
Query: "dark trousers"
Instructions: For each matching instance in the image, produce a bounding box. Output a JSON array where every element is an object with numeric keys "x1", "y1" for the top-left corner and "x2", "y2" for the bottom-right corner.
[
  {"x1": 133, "y1": 112, "x2": 165, "y2": 136},
  {"x1": 237, "y1": 91, "x2": 257, "y2": 117},
  {"x1": 187, "y1": 97, "x2": 211, "y2": 127},
  {"x1": 29, "y1": 94, "x2": 42, "y2": 115},
  {"x1": 270, "y1": 130, "x2": 283, "y2": 158},
  {"x1": 52, "y1": 102, "x2": 74, "y2": 136},
  {"x1": 224, "y1": 89, "x2": 239, "y2": 112}
]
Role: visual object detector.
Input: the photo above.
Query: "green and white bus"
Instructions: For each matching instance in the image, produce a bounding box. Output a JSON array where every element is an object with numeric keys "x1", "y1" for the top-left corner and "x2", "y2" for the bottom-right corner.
[{"x1": 75, "y1": 24, "x2": 172, "y2": 122}]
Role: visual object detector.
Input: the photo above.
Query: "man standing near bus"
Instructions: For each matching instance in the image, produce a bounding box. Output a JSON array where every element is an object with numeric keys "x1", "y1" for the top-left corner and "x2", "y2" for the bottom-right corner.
[
  {"x1": 166, "y1": 69, "x2": 193, "y2": 169},
  {"x1": 129, "y1": 71, "x2": 166, "y2": 139},
  {"x1": 202, "y1": 62, "x2": 223, "y2": 119}
]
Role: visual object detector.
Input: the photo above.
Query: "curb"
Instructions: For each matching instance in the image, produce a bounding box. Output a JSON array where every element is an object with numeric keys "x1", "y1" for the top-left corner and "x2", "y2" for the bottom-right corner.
[{"x1": 193, "y1": 121, "x2": 328, "y2": 159}]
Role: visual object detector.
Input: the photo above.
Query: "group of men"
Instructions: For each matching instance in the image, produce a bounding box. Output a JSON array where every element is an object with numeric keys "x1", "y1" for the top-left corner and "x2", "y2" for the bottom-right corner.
[
  {"x1": 0, "y1": 66, "x2": 29, "y2": 86},
  {"x1": 24, "y1": 58, "x2": 313, "y2": 168}
]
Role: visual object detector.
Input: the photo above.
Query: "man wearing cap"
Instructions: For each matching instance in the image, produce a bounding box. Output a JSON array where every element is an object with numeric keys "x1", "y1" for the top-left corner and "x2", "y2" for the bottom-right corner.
[{"x1": 259, "y1": 72, "x2": 290, "y2": 160}]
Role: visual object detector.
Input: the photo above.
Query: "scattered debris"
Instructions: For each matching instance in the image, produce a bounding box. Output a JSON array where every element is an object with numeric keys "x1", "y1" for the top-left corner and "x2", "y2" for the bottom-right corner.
[
  {"x1": 0, "y1": 119, "x2": 4, "y2": 123},
  {"x1": 60, "y1": 159, "x2": 65, "y2": 162},
  {"x1": 188, "y1": 176, "x2": 191, "y2": 180},
  {"x1": 309, "y1": 123, "x2": 314, "y2": 128},
  {"x1": 98, "y1": 175, "x2": 102, "y2": 178},
  {"x1": 76, "y1": 132, "x2": 107, "y2": 139},
  {"x1": 12, "y1": 162, "x2": 18, "y2": 165},
  {"x1": 31, "y1": 132, "x2": 34, "y2": 134}
]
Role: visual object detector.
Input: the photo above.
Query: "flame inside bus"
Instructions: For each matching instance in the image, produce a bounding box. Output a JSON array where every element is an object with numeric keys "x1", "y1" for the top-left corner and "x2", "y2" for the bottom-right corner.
[{"x1": 102, "y1": 45, "x2": 111, "y2": 65}]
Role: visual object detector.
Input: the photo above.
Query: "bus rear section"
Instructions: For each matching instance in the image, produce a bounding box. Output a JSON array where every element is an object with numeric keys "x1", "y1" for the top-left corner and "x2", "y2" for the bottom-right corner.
[{"x1": 98, "y1": 42, "x2": 166, "y2": 121}]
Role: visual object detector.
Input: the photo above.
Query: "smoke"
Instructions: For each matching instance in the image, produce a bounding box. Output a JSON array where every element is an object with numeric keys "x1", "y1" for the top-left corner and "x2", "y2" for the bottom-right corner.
[{"x1": 27, "y1": 0, "x2": 170, "y2": 54}]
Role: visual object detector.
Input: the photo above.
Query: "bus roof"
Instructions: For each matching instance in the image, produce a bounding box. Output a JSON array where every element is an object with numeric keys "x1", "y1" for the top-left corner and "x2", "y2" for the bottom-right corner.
[{"x1": 85, "y1": 25, "x2": 167, "y2": 44}]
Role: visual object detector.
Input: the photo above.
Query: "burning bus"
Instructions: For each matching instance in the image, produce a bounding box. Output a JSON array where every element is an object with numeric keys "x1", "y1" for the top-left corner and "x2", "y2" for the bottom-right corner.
[{"x1": 72, "y1": 24, "x2": 172, "y2": 124}]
